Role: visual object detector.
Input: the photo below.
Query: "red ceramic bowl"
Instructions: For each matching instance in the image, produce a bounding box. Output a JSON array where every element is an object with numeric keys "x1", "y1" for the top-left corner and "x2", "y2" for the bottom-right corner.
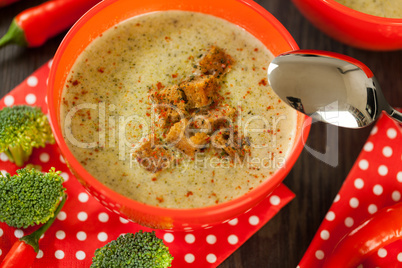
[
  {"x1": 48, "y1": 0, "x2": 310, "y2": 230},
  {"x1": 292, "y1": 0, "x2": 402, "y2": 51}
]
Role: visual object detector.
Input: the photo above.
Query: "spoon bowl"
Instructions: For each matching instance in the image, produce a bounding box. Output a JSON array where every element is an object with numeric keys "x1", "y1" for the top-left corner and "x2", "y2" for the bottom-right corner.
[{"x1": 267, "y1": 50, "x2": 402, "y2": 128}]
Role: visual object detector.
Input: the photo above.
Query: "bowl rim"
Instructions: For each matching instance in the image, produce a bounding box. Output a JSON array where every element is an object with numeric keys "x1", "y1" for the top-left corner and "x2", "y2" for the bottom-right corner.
[
  {"x1": 48, "y1": 0, "x2": 310, "y2": 225},
  {"x1": 321, "y1": 0, "x2": 402, "y2": 23}
]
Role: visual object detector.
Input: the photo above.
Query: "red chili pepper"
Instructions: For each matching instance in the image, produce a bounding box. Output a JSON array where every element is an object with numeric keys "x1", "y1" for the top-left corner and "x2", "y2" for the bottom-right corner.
[
  {"x1": 323, "y1": 202, "x2": 402, "y2": 268},
  {"x1": 0, "y1": 0, "x2": 21, "y2": 7},
  {"x1": 0, "y1": 241, "x2": 37, "y2": 268},
  {"x1": 0, "y1": 195, "x2": 67, "y2": 268},
  {"x1": 0, "y1": 0, "x2": 101, "y2": 48}
]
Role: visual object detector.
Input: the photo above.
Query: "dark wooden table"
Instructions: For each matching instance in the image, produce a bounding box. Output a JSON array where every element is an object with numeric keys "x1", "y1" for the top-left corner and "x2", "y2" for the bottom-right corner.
[{"x1": 1, "y1": 0, "x2": 401, "y2": 267}]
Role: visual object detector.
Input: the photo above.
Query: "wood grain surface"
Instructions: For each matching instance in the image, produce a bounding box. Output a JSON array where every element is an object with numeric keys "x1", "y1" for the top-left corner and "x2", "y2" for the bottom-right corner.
[{"x1": 1, "y1": 0, "x2": 401, "y2": 267}]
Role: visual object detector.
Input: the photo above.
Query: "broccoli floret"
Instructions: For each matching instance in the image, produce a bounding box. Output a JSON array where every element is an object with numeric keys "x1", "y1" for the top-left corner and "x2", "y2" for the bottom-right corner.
[
  {"x1": 91, "y1": 231, "x2": 173, "y2": 268},
  {"x1": 0, "y1": 167, "x2": 66, "y2": 228},
  {"x1": 0, "y1": 105, "x2": 54, "y2": 167}
]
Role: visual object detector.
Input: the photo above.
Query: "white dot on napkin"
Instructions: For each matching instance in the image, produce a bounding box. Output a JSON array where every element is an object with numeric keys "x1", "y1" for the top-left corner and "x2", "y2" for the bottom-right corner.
[
  {"x1": 27, "y1": 76, "x2": 39, "y2": 87},
  {"x1": 25, "y1": 93, "x2": 37, "y2": 104},
  {"x1": 370, "y1": 126, "x2": 378, "y2": 135},
  {"x1": 325, "y1": 211, "x2": 335, "y2": 221},
  {"x1": 228, "y1": 218, "x2": 238, "y2": 226},
  {"x1": 57, "y1": 211, "x2": 67, "y2": 221},
  {"x1": 119, "y1": 217, "x2": 129, "y2": 224},
  {"x1": 392, "y1": 191, "x2": 401, "y2": 202},
  {"x1": 363, "y1": 142, "x2": 373, "y2": 151},
  {"x1": 77, "y1": 212, "x2": 88, "y2": 221},
  {"x1": 4, "y1": 95, "x2": 14, "y2": 106},
  {"x1": 76, "y1": 231, "x2": 87, "y2": 241},
  {"x1": 36, "y1": 250, "x2": 44, "y2": 259},
  {"x1": 14, "y1": 229, "x2": 24, "y2": 238},
  {"x1": 184, "y1": 253, "x2": 195, "y2": 263},
  {"x1": 0, "y1": 153, "x2": 8, "y2": 162},
  {"x1": 0, "y1": 228, "x2": 3, "y2": 237},
  {"x1": 354, "y1": 178, "x2": 364, "y2": 189},
  {"x1": 320, "y1": 230, "x2": 330, "y2": 240},
  {"x1": 378, "y1": 248, "x2": 387, "y2": 258},
  {"x1": 382, "y1": 146, "x2": 393, "y2": 157},
  {"x1": 76, "y1": 251, "x2": 86, "y2": 260},
  {"x1": 333, "y1": 194, "x2": 340, "y2": 202},
  {"x1": 397, "y1": 171, "x2": 402, "y2": 183},
  {"x1": 315, "y1": 250, "x2": 324, "y2": 260},
  {"x1": 378, "y1": 165, "x2": 388, "y2": 176},
  {"x1": 98, "y1": 212, "x2": 109, "y2": 223},
  {"x1": 163, "y1": 233, "x2": 174, "y2": 243},
  {"x1": 344, "y1": 217, "x2": 354, "y2": 227},
  {"x1": 56, "y1": 230, "x2": 66, "y2": 240},
  {"x1": 206, "y1": 234, "x2": 217, "y2": 244},
  {"x1": 387, "y1": 128, "x2": 397, "y2": 139},
  {"x1": 78, "y1": 192, "x2": 89, "y2": 203},
  {"x1": 97, "y1": 232, "x2": 108, "y2": 242},
  {"x1": 206, "y1": 253, "x2": 217, "y2": 263},
  {"x1": 398, "y1": 252, "x2": 402, "y2": 262},
  {"x1": 358, "y1": 159, "x2": 369, "y2": 170},
  {"x1": 185, "y1": 234, "x2": 195, "y2": 244},
  {"x1": 368, "y1": 204, "x2": 378, "y2": 214},
  {"x1": 55, "y1": 250, "x2": 65, "y2": 260},
  {"x1": 39, "y1": 153, "x2": 50, "y2": 163},
  {"x1": 269, "y1": 195, "x2": 281, "y2": 205},
  {"x1": 228, "y1": 234, "x2": 239, "y2": 245},
  {"x1": 373, "y1": 184, "x2": 383, "y2": 195},
  {"x1": 248, "y1": 215, "x2": 259, "y2": 226},
  {"x1": 349, "y1": 197, "x2": 359, "y2": 208},
  {"x1": 60, "y1": 172, "x2": 69, "y2": 182}
]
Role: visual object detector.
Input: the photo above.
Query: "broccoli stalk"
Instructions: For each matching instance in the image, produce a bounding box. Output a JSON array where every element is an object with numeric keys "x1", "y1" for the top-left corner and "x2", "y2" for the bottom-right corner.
[
  {"x1": 91, "y1": 231, "x2": 174, "y2": 268},
  {"x1": 0, "y1": 105, "x2": 55, "y2": 167},
  {"x1": 0, "y1": 167, "x2": 66, "y2": 228}
]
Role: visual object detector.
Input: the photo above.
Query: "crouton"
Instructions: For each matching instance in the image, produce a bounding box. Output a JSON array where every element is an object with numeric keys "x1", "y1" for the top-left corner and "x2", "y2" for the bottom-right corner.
[
  {"x1": 150, "y1": 84, "x2": 188, "y2": 125},
  {"x1": 191, "y1": 105, "x2": 237, "y2": 133},
  {"x1": 178, "y1": 75, "x2": 218, "y2": 108},
  {"x1": 190, "y1": 132, "x2": 210, "y2": 148},
  {"x1": 212, "y1": 131, "x2": 250, "y2": 160},
  {"x1": 133, "y1": 137, "x2": 174, "y2": 173},
  {"x1": 166, "y1": 119, "x2": 210, "y2": 157},
  {"x1": 198, "y1": 46, "x2": 234, "y2": 77}
]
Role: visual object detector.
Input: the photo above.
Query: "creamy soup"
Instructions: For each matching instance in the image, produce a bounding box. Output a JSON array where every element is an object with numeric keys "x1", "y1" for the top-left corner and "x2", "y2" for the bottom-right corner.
[
  {"x1": 60, "y1": 11, "x2": 297, "y2": 208},
  {"x1": 334, "y1": 0, "x2": 402, "y2": 18}
]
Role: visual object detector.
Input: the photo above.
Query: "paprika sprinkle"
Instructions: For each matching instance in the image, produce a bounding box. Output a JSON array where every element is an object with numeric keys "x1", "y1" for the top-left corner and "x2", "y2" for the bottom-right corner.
[
  {"x1": 0, "y1": 194, "x2": 67, "y2": 268},
  {"x1": 0, "y1": 0, "x2": 101, "y2": 48}
]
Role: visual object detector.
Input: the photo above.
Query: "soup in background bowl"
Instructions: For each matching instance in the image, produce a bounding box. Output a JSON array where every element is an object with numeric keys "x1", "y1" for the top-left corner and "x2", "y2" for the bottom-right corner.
[
  {"x1": 48, "y1": 0, "x2": 310, "y2": 229},
  {"x1": 292, "y1": 0, "x2": 402, "y2": 51},
  {"x1": 334, "y1": 0, "x2": 402, "y2": 18}
]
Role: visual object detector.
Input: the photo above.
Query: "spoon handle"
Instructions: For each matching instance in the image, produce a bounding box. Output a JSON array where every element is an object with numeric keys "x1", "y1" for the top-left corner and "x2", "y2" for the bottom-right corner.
[{"x1": 387, "y1": 109, "x2": 402, "y2": 124}]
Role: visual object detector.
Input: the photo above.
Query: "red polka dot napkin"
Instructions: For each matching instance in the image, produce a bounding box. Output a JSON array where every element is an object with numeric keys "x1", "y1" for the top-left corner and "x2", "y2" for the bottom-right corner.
[
  {"x1": 0, "y1": 61, "x2": 295, "y2": 267},
  {"x1": 299, "y1": 111, "x2": 402, "y2": 267}
]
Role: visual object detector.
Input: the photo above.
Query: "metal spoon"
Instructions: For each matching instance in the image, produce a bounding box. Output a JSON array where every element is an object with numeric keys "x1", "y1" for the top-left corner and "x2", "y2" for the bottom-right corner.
[{"x1": 267, "y1": 49, "x2": 402, "y2": 128}]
